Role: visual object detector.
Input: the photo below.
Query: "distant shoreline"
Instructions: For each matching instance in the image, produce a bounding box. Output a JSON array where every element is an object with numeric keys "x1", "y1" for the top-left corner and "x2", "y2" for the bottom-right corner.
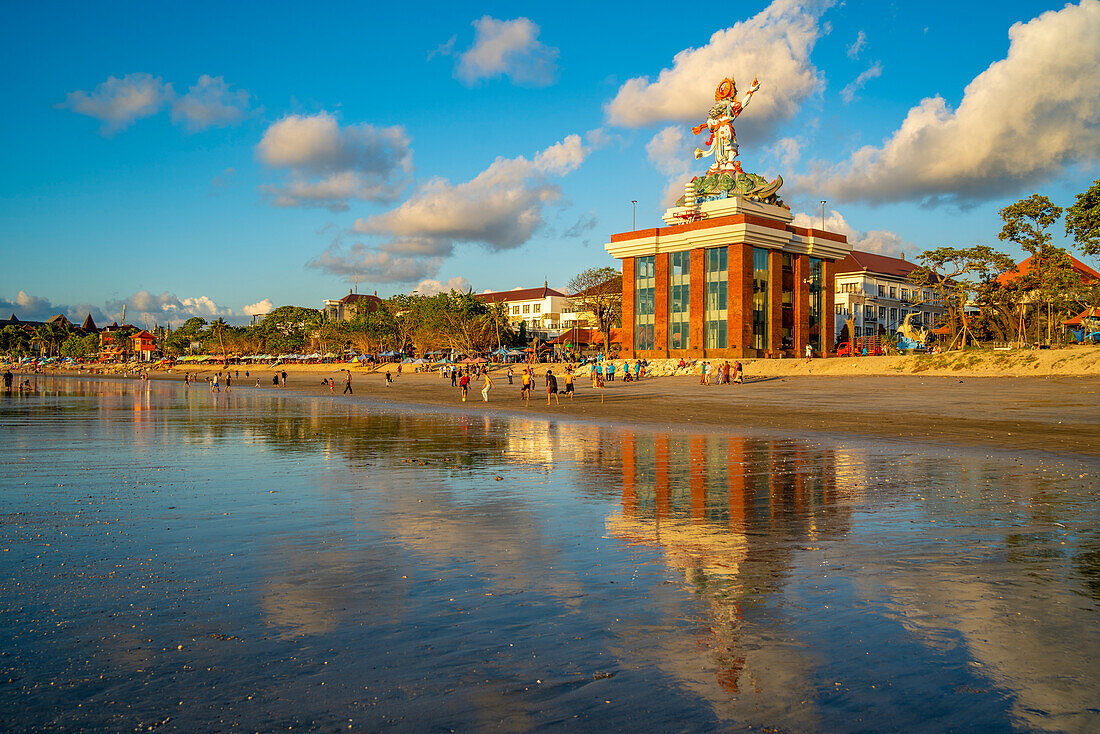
[{"x1": 23, "y1": 361, "x2": 1100, "y2": 458}]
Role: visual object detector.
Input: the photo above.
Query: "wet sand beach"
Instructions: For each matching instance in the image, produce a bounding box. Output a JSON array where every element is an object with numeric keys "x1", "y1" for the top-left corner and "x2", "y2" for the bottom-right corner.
[
  {"x1": 3, "y1": 376, "x2": 1098, "y2": 732},
  {"x1": 57, "y1": 365, "x2": 1100, "y2": 457}
]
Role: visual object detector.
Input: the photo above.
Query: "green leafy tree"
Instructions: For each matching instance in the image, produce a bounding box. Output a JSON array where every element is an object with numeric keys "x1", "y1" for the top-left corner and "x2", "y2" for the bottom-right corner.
[
  {"x1": 1066, "y1": 178, "x2": 1100, "y2": 258},
  {"x1": 567, "y1": 266, "x2": 622, "y2": 353},
  {"x1": 0, "y1": 325, "x2": 31, "y2": 357},
  {"x1": 998, "y1": 193, "x2": 1072, "y2": 343},
  {"x1": 255, "y1": 306, "x2": 322, "y2": 354},
  {"x1": 59, "y1": 333, "x2": 99, "y2": 359},
  {"x1": 909, "y1": 246, "x2": 1015, "y2": 349},
  {"x1": 162, "y1": 317, "x2": 207, "y2": 355}
]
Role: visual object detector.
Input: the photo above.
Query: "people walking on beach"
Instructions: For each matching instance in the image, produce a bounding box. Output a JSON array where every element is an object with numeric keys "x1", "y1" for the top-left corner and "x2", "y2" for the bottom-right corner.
[
  {"x1": 212, "y1": 374, "x2": 220, "y2": 392},
  {"x1": 521, "y1": 368, "x2": 532, "y2": 403},
  {"x1": 450, "y1": 367, "x2": 458, "y2": 387},
  {"x1": 564, "y1": 369, "x2": 574, "y2": 399},
  {"x1": 281, "y1": 370, "x2": 288, "y2": 386},
  {"x1": 546, "y1": 369, "x2": 559, "y2": 405},
  {"x1": 507, "y1": 366, "x2": 513, "y2": 385},
  {"x1": 343, "y1": 371, "x2": 352, "y2": 394},
  {"x1": 481, "y1": 371, "x2": 493, "y2": 402},
  {"x1": 459, "y1": 372, "x2": 470, "y2": 402},
  {"x1": 385, "y1": 371, "x2": 393, "y2": 386},
  {"x1": 3, "y1": 369, "x2": 13, "y2": 390},
  {"x1": 733, "y1": 360, "x2": 744, "y2": 384}
]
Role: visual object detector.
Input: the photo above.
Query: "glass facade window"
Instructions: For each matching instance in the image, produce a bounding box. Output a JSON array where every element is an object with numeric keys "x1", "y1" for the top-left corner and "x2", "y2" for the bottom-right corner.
[
  {"x1": 752, "y1": 248, "x2": 770, "y2": 351},
  {"x1": 634, "y1": 255, "x2": 656, "y2": 351},
  {"x1": 890, "y1": 307, "x2": 898, "y2": 323},
  {"x1": 808, "y1": 257, "x2": 824, "y2": 353},
  {"x1": 668, "y1": 251, "x2": 690, "y2": 350},
  {"x1": 879, "y1": 306, "x2": 887, "y2": 320},
  {"x1": 781, "y1": 253, "x2": 794, "y2": 351},
  {"x1": 704, "y1": 247, "x2": 728, "y2": 349}
]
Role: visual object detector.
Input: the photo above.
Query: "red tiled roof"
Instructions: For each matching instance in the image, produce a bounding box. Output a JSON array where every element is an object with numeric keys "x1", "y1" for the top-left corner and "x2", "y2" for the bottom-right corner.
[
  {"x1": 1063, "y1": 307, "x2": 1100, "y2": 326},
  {"x1": 995, "y1": 254, "x2": 1100, "y2": 286},
  {"x1": 339, "y1": 292, "x2": 383, "y2": 305},
  {"x1": 834, "y1": 250, "x2": 922, "y2": 279},
  {"x1": 475, "y1": 285, "x2": 566, "y2": 304}
]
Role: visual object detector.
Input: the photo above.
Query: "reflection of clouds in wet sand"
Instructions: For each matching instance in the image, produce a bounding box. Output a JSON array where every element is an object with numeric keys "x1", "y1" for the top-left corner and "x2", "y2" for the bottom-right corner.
[
  {"x1": 864, "y1": 548, "x2": 1100, "y2": 731},
  {"x1": 259, "y1": 543, "x2": 407, "y2": 640}
]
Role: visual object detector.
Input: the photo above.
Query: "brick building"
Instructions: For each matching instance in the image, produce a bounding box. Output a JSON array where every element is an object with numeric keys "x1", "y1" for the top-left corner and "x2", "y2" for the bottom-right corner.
[{"x1": 606, "y1": 196, "x2": 851, "y2": 359}]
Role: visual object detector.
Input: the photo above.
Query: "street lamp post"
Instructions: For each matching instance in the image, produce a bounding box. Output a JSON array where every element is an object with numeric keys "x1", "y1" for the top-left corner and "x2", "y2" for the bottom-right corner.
[
  {"x1": 820, "y1": 200, "x2": 826, "y2": 230},
  {"x1": 632, "y1": 200, "x2": 637, "y2": 231}
]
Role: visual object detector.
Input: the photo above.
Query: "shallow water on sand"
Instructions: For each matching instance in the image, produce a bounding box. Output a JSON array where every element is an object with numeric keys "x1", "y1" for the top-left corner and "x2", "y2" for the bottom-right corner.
[{"x1": 2, "y1": 377, "x2": 1098, "y2": 732}]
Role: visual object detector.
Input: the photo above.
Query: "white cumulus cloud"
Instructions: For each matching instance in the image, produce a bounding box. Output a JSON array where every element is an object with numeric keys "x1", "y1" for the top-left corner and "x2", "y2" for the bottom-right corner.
[
  {"x1": 605, "y1": 0, "x2": 832, "y2": 144},
  {"x1": 172, "y1": 75, "x2": 253, "y2": 132},
  {"x1": 242, "y1": 298, "x2": 274, "y2": 316},
  {"x1": 307, "y1": 244, "x2": 443, "y2": 284},
  {"x1": 318, "y1": 134, "x2": 588, "y2": 285},
  {"x1": 455, "y1": 16, "x2": 558, "y2": 87},
  {"x1": 57, "y1": 73, "x2": 173, "y2": 134},
  {"x1": 803, "y1": 0, "x2": 1100, "y2": 205},
  {"x1": 646, "y1": 126, "x2": 695, "y2": 205},
  {"x1": 256, "y1": 112, "x2": 412, "y2": 210},
  {"x1": 792, "y1": 209, "x2": 911, "y2": 258},
  {"x1": 356, "y1": 133, "x2": 587, "y2": 252},
  {"x1": 411, "y1": 277, "x2": 472, "y2": 295}
]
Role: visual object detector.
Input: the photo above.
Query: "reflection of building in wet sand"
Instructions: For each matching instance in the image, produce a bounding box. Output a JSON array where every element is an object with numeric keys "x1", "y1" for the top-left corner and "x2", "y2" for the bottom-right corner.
[{"x1": 606, "y1": 431, "x2": 850, "y2": 704}]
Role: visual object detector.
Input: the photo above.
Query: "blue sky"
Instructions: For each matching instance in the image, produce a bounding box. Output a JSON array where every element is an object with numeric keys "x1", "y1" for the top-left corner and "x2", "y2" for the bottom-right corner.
[{"x1": 1, "y1": 0, "x2": 1097, "y2": 325}]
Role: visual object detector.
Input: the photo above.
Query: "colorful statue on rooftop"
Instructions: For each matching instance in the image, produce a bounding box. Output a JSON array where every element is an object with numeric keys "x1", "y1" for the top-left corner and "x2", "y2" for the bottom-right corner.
[{"x1": 692, "y1": 75, "x2": 760, "y2": 173}]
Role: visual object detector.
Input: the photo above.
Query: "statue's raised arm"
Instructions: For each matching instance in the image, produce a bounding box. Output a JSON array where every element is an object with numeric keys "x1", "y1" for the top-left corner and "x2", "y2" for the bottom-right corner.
[{"x1": 740, "y1": 76, "x2": 761, "y2": 112}]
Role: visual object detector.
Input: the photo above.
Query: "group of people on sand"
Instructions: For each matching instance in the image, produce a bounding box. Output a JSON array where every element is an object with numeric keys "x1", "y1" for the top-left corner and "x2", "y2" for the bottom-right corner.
[{"x1": 699, "y1": 360, "x2": 744, "y2": 386}]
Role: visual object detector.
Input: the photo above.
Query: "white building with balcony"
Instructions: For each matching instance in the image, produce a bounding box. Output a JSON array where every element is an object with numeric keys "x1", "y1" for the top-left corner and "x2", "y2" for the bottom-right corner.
[
  {"x1": 833, "y1": 251, "x2": 945, "y2": 343},
  {"x1": 475, "y1": 282, "x2": 583, "y2": 338}
]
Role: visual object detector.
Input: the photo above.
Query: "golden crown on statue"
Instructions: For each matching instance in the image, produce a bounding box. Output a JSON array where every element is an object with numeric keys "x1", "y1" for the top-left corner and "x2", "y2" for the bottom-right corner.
[{"x1": 715, "y1": 77, "x2": 736, "y2": 101}]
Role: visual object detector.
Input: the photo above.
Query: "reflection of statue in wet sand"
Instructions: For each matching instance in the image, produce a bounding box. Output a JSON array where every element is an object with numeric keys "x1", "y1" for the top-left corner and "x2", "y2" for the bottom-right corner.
[{"x1": 693, "y1": 75, "x2": 760, "y2": 173}]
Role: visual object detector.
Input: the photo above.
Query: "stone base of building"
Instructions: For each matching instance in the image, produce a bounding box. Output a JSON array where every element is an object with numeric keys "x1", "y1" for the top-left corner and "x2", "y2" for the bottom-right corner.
[{"x1": 621, "y1": 347, "x2": 831, "y2": 360}]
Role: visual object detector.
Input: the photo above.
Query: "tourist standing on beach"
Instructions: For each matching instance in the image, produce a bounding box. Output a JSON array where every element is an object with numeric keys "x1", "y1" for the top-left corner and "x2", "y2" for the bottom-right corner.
[
  {"x1": 521, "y1": 368, "x2": 532, "y2": 403},
  {"x1": 564, "y1": 369, "x2": 574, "y2": 399},
  {"x1": 343, "y1": 371, "x2": 352, "y2": 394},
  {"x1": 212, "y1": 373, "x2": 219, "y2": 392},
  {"x1": 459, "y1": 372, "x2": 470, "y2": 402},
  {"x1": 733, "y1": 360, "x2": 744, "y2": 384},
  {"x1": 507, "y1": 366, "x2": 513, "y2": 385},
  {"x1": 805, "y1": 344, "x2": 813, "y2": 361},
  {"x1": 385, "y1": 371, "x2": 392, "y2": 386},
  {"x1": 4, "y1": 369, "x2": 13, "y2": 390},
  {"x1": 450, "y1": 367, "x2": 458, "y2": 387},
  {"x1": 225, "y1": 373, "x2": 232, "y2": 392},
  {"x1": 546, "y1": 369, "x2": 559, "y2": 405},
  {"x1": 481, "y1": 371, "x2": 493, "y2": 402}
]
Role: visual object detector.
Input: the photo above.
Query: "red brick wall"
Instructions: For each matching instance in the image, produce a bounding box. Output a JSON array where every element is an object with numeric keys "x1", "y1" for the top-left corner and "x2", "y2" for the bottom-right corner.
[
  {"x1": 689, "y1": 249, "x2": 705, "y2": 352},
  {"x1": 823, "y1": 258, "x2": 837, "y2": 357},
  {"x1": 621, "y1": 257, "x2": 635, "y2": 358},
  {"x1": 728, "y1": 244, "x2": 753, "y2": 357}
]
